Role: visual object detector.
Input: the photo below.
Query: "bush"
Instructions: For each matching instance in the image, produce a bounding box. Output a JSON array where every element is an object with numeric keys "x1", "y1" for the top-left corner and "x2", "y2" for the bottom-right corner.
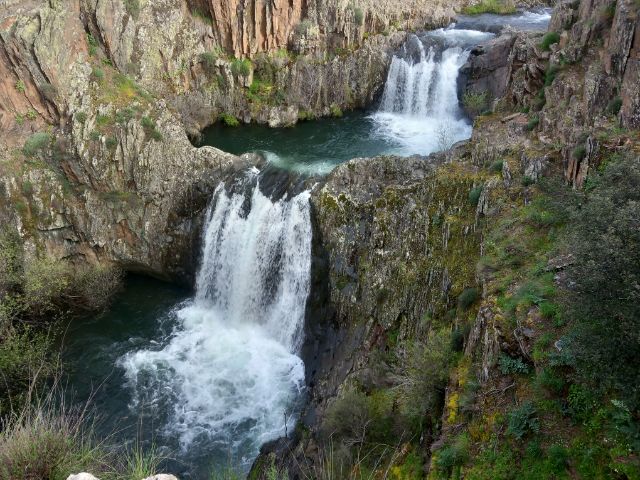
[
  {"x1": 330, "y1": 104, "x2": 343, "y2": 117},
  {"x1": 124, "y1": 0, "x2": 140, "y2": 19},
  {"x1": 468, "y1": 187, "x2": 483, "y2": 206},
  {"x1": 536, "y1": 368, "x2": 565, "y2": 396},
  {"x1": 572, "y1": 145, "x2": 587, "y2": 160},
  {"x1": 91, "y1": 67, "x2": 104, "y2": 83},
  {"x1": 87, "y1": 33, "x2": 98, "y2": 56},
  {"x1": 463, "y1": 91, "x2": 488, "y2": 116},
  {"x1": 22, "y1": 132, "x2": 51, "y2": 157},
  {"x1": 565, "y1": 154, "x2": 640, "y2": 409},
  {"x1": 490, "y1": 159, "x2": 504, "y2": 173},
  {"x1": 458, "y1": 287, "x2": 479, "y2": 310},
  {"x1": 507, "y1": 402, "x2": 540, "y2": 439},
  {"x1": 606, "y1": 96, "x2": 623, "y2": 115},
  {"x1": 15, "y1": 79, "x2": 26, "y2": 93},
  {"x1": 462, "y1": 0, "x2": 517, "y2": 15},
  {"x1": 200, "y1": 51, "x2": 218, "y2": 74},
  {"x1": 140, "y1": 116, "x2": 163, "y2": 141},
  {"x1": 230, "y1": 58, "x2": 252, "y2": 77},
  {"x1": 499, "y1": 355, "x2": 530, "y2": 375},
  {"x1": 525, "y1": 115, "x2": 539, "y2": 131},
  {"x1": 395, "y1": 329, "x2": 453, "y2": 419},
  {"x1": 540, "y1": 32, "x2": 561, "y2": 51},
  {"x1": 219, "y1": 113, "x2": 240, "y2": 127},
  {"x1": 544, "y1": 65, "x2": 561, "y2": 86},
  {"x1": 353, "y1": 7, "x2": 364, "y2": 26},
  {"x1": 435, "y1": 434, "x2": 469, "y2": 477}
]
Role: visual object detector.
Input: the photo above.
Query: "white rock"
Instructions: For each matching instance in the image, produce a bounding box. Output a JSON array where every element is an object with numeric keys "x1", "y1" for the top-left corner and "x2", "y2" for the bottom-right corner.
[
  {"x1": 66, "y1": 474, "x2": 99, "y2": 480},
  {"x1": 142, "y1": 475, "x2": 179, "y2": 480}
]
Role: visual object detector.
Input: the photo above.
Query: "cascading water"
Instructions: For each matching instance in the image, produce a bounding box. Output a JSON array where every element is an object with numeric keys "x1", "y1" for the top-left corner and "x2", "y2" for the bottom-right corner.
[
  {"x1": 369, "y1": 28, "x2": 494, "y2": 155},
  {"x1": 118, "y1": 181, "x2": 312, "y2": 470}
]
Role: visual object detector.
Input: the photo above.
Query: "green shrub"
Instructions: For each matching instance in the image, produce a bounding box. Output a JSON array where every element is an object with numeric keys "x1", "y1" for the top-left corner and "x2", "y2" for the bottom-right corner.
[
  {"x1": 435, "y1": 434, "x2": 469, "y2": 477},
  {"x1": 15, "y1": 80, "x2": 26, "y2": 93},
  {"x1": 353, "y1": 7, "x2": 364, "y2": 26},
  {"x1": 522, "y1": 175, "x2": 535, "y2": 186},
  {"x1": 90, "y1": 131, "x2": 101, "y2": 141},
  {"x1": 124, "y1": 0, "x2": 141, "y2": 19},
  {"x1": 15, "y1": 114, "x2": 25, "y2": 126},
  {"x1": 468, "y1": 187, "x2": 483, "y2": 206},
  {"x1": 540, "y1": 32, "x2": 561, "y2": 51},
  {"x1": 507, "y1": 402, "x2": 540, "y2": 439},
  {"x1": 105, "y1": 136, "x2": 118, "y2": 150},
  {"x1": 219, "y1": 113, "x2": 240, "y2": 127},
  {"x1": 96, "y1": 114, "x2": 113, "y2": 128},
  {"x1": 396, "y1": 329, "x2": 453, "y2": 419},
  {"x1": 544, "y1": 65, "x2": 561, "y2": 86},
  {"x1": 490, "y1": 159, "x2": 504, "y2": 173},
  {"x1": 525, "y1": 115, "x2": 539, "y2": 131},
  {"x1": 295, "y1": 19, "x2": 313, "y2": 36},
  {"x1": 230, "y1": 58, "x2": 252, "y2": 77},
  {"x1": 115, "y1": 107, "x2": 134, "y2": 125},
  {"x1": 572, "y1": 145, "x2": 587, "y2": 160},
  {"x1": 606, "y1": 96, "x2": 622, "y2": 115},
  {"x1": 140, "y1": 116, "x2": 163, "y2": 141},
  {"x1": 458, "y1": 287, "x2": 480, "y2": 310},
  {"x1": 499, "y1": 355, "x2": 530, "y2": 375},
  {"x1": 87, "y1": 33, "x2": 98, "y2": 56},
  {"x1": 462, "y1": 0, "x2": 517, "y2": 15},
  {"x1": 22, "y1": 132, "x2": 51, "y2": 157},
  {"x1": 91, "y1": 67, "x2": 105, "y2": 82},
  {"x1": 200, "y1": 51, "x2": 218, "y2": 74},
  {"x1": 566, "y1": 154, "x2": 640, "y2": 409},
  {"x1": 547, "y1": 444, "x2": 569, "y2": 473},
  {"x1": 26, "y1": 110, "x2": 37, "y2": 121},
  {"x1": 536, "y1": 368, "x2": 565, "y2": 396},
  {"x1": 330, "y1": 104, "x2": 343, "y2": 117},
  {"x1": 463, "y1": 91, "x2": 488, "y2": 116}
]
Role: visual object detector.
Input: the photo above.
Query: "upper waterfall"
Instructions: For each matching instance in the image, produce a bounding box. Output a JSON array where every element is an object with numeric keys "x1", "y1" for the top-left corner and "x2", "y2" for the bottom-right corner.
[
  {"x1": 119, "y1": 180, "x2": 312, "y2": 470},
  {"x1": 370, "y1": 28, "x2": 494, "y2": 155}
]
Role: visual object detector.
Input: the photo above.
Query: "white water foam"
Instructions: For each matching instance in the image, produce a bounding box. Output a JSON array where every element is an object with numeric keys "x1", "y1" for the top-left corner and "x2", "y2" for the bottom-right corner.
[
  {"x1": 370, "y1": 31, "x2": 493, "y2": 155},
  {"x1": 119, "y1": 183, "x2": 311, "y2": 461}
]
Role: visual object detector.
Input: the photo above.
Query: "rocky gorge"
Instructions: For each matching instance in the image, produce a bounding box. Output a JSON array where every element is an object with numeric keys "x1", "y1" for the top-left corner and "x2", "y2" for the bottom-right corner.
[{"x1": 1, "y1": 0, "x2": 639, "y2": 479}]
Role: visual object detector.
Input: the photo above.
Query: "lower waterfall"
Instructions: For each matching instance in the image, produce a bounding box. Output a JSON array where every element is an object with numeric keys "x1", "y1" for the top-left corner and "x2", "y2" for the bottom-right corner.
[{"x1": 119, "y1": 182, "x2": 312, "y2": 467}]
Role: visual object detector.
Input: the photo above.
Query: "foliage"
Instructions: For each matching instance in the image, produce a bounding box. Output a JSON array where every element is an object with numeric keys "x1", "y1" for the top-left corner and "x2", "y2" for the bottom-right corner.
[
  {"x1": 507, "y1": 402, "x2": 540, "y2": 440},
  {"x1": 91, "y1": 67, "x2": 105, "y2": 83},
  {"x1": 525, "y1": 115, "x2": 539, "y2": 131},
  {"x1": 230, "y1": 58, "x2": 252, "y2": 78},
  {"x1": 330, "y1": 104, "x2": 343, "y2": 118},
  {"x1": 468, "y1": 187, "x2": 483, "y2": 206},
  {"x1": 544, "y1": 65, "x2": 561, "y2": 86},
  {"x1": 498, "y1": 355, "x2": 530, "y2": 375},
  {"x1": 434, "y1": 434, "x2": 469, "y2": 478},
  {"x1": 140, "y1": 116, "x2": 163, "y2": 141},
  {"x1": 22, "y1": 132, "x2": 51, "y2": 157},
  {"x1": 124, "y1": 0, "x2": 141, "y2": 19},
  {"x1": 200, "y1": 51, "x2": 219, "y2": 75},
  {"x1": 540, "y1": 32, "x2": 561, "y2": 51},
  {"x1": 0, "y1": 394, "x2": 109, "y2": 480},
  {"x1": 489, "y1": 159, "x2": 504, "y2": 173},
  {"x1": 352, "y1": 7, "x2": 364, "y2": 26},
  {"x1": 462, "y1": 0, "x2": 517, "y2": 15},
  {"x1": 572, "y1": 145, "x2": 587, "y2": 160},
  {"x1": 565, "y1": 154, "x2": 640, "y2": 409},
  {"x1": 463, "y1": 91, "x2": 488, "y2": 116},
  {"x1": 394, "y1": 329, "x2": 453, "y2": 420},
  {"x1": 219, "y1": 113, "x2": 240, "y2": 127},
  {"x1": 606, "y1": 96, "x2": 622, "y2": 115},
  {"x1": 87, "y1": 34, "x2": 98, "y2": 56},
  {"x1": 15, "y1": 79, "x2": 26, "y2": 93},
  {"x1": 458, "y1": 287, "x2": 479, "y2": 310}
]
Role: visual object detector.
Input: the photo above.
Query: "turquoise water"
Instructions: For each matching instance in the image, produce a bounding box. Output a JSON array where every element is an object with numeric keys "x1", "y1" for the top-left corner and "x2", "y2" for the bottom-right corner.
[{"x1": 199, "y1": 110, "x2": 404, "y2": 175}]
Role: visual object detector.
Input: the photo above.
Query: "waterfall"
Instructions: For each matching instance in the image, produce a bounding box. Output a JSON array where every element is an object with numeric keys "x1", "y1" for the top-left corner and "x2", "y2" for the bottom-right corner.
[
  {"x1": 119, "y1": 182, "x2": 312, "y2": 465},
  {"x1": 370, "y1": 29, "x2": 494, "y2": 155}
]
